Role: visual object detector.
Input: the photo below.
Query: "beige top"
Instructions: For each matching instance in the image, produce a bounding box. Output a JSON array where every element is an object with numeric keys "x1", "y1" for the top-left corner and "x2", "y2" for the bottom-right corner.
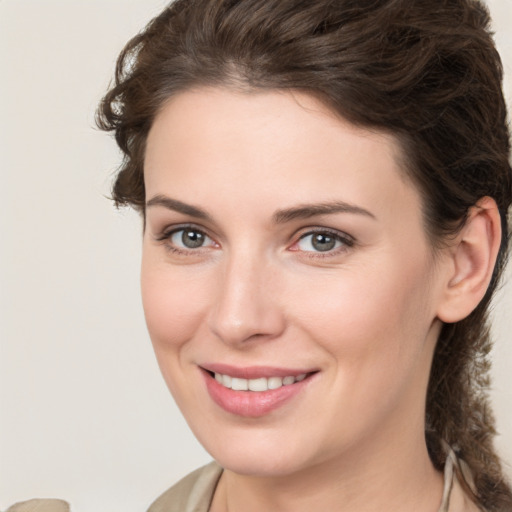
[
  {"x1": 4, "y1": 451, "x2": 479, "y2": 512},
  {"x1": 4, "y1": 500, "x2": 70, "y2": 512}
]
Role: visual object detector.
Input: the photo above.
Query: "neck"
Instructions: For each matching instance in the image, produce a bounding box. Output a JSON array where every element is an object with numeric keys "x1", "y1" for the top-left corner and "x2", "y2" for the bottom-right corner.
[{"x1": 211, "y1": 417, "x2": 443, "y2": 512}]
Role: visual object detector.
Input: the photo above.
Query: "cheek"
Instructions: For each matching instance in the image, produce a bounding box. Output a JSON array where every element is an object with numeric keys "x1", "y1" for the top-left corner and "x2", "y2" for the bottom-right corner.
[
  {"x1": 290, "y1": 257, "x2": 436, "y2": 382},
  {"x1": 287, "y1": 260, "x2": 437, "y2": 445},
  {"x1": 140, "y1": 253, "x2": 209, "y2": 354},
  {"x1": 140, "y1": 253, "x2": 215, "y2": 415}
]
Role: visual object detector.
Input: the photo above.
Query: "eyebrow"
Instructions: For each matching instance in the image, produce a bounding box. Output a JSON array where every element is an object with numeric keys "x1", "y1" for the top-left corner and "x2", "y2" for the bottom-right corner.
[
  {"x1": 272, "y1": 201, "x2": 376, "y2": 224},
  {"x1": 146, "y1": 195, "x2": 213, "y2": 221},
  {"x1": 146, "y1": 195, "x2": 376, "y2": 223}
]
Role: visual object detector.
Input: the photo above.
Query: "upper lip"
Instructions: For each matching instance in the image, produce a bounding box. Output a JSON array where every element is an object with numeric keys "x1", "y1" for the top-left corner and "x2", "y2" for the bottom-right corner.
[{"x1": 200, "y1": 363, "x2": 318, "y2": 379}]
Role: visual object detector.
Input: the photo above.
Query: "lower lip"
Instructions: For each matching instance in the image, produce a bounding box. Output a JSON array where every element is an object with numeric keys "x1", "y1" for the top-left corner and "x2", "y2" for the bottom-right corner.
[{"x1": 202, "y1": 371, "x2": 313, "y2": 418}]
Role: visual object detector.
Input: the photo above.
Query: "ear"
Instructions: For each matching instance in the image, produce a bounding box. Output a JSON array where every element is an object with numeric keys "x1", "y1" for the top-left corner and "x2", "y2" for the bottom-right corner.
[{"x1": 436, "y1": 196, "x2": 501, "y2": 323}]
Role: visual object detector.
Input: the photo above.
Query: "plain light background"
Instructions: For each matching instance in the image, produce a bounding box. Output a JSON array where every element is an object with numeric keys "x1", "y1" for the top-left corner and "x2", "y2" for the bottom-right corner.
[{"x1": 1, "y1": 1, "x2": 511, "y2": 511}]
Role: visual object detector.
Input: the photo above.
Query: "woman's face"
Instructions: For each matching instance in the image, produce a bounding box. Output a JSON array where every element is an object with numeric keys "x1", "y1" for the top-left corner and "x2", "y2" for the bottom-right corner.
[{"x1": 142, "y1": 87, "x2": 449, "y2": 477}]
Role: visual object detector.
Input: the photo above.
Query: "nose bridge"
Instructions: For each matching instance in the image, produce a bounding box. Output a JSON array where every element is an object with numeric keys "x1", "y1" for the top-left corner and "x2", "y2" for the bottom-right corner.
[{"x1": 208, "y1": 245, "x2": 284, "y2": 345}]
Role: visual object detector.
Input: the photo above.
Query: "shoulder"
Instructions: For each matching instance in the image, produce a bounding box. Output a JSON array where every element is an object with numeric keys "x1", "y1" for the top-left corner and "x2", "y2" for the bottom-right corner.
[{"x1": 147, "y1": 461, "x2": 223, "y2": 512}]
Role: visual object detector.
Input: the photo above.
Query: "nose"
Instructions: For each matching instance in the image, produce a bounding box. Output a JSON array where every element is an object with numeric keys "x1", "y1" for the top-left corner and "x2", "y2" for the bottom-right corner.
[{"x1": 207, "y1": 251, "x2": 286, "y2": 346}]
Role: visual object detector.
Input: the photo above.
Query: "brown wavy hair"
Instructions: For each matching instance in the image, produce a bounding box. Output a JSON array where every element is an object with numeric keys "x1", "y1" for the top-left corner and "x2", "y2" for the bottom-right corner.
[{"x1": 97, "y1": 0, "x2": 512, "y2": 509}]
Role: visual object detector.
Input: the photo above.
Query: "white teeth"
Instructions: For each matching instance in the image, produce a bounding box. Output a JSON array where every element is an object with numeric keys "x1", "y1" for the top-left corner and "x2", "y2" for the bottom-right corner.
[
  {"x1": 231, "y1": 377, "x2": 248, "y2": 391},
  {"x1": 267, "y1": 377, "x2": 283, "y2": 390},
  {"x1": 213, "y1": 372, "x2": 308, "y2": 392},
  {"x1": 248, "y1": 377, "x2": 267, "y2": 392}
]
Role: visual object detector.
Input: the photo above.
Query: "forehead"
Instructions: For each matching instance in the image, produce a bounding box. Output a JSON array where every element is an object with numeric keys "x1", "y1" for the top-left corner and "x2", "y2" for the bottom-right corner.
[{"x1": 144, "y1": 87, "x2": 421, "y2": 224}]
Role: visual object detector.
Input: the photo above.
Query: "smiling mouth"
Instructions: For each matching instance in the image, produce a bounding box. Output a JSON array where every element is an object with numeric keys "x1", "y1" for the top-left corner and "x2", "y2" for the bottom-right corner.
[
  {"x1": 211, "y1": 372, "x2": 308, "y2": 392},
  {"x1": 201, "y1": 368, "x2": 317, "y2": 417}
]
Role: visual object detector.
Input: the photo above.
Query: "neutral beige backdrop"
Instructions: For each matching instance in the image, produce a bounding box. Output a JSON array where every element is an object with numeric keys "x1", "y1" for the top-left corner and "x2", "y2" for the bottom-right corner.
[{"x1": 1, "y1": 1, "x2": 510, "y2": 511}]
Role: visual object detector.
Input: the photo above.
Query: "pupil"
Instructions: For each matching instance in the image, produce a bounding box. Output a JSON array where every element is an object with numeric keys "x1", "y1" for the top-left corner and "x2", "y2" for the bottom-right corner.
[
  {"x1": 312, "y1": 233, "x2": 335, "y2": 252},
  {"x1": 182, "y1": 230, "x2": 204, "y2": 248}
]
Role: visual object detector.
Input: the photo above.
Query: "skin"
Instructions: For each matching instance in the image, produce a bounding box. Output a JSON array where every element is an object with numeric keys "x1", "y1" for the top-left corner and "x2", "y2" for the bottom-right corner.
[{"x1": 141, "y1": 87, "x2": 495, "y2": 512}]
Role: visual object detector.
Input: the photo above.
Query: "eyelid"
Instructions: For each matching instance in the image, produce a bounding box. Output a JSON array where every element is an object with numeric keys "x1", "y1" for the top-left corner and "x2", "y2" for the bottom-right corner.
[{"x1": 155, "y1": 223, "x2": 211, "y2": 240}]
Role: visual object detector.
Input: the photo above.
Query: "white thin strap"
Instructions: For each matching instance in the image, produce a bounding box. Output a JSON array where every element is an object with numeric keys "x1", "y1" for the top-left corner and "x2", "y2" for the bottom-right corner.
[{"x1": 439, "y1": 447, "x2": 457, "y2": 512}]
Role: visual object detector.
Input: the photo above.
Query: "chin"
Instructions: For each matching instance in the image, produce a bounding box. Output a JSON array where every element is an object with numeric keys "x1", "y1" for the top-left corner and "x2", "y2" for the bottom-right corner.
[
  {"x1": 214, "y1": 452, "x2": 309, "y2": 478},
  {"x1": 195, "y1": 426, "x2": 324, "y2": 477}
]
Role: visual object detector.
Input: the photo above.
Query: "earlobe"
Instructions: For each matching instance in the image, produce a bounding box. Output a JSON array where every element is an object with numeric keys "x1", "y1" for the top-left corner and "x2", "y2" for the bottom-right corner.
[{"x1": 436, "y1": 197, "x2": 501, "y2": 324}]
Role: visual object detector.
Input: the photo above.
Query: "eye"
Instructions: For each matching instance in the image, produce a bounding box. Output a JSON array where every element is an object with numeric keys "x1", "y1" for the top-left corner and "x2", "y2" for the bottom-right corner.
[
  {"x1": 293, "y1": 230, "x2": 353, "y2": 253},
  {"x1": 158, "y1": 226, "x2": 217, "y2": 252},
  {"x1": 171, "y1": 228, "x2": 209, "y2": 249}
]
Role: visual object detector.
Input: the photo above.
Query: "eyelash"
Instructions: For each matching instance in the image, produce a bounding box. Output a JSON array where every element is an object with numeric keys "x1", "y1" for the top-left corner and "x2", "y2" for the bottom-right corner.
[{"x1": 155, "y1": 224, "x2": 354, "y2": 258}]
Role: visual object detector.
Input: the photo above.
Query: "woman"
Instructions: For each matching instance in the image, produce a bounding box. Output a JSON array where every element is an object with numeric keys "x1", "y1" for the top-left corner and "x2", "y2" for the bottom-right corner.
[{"x1": 96, "y1": 0, "x2": 512, "y2": 511}]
